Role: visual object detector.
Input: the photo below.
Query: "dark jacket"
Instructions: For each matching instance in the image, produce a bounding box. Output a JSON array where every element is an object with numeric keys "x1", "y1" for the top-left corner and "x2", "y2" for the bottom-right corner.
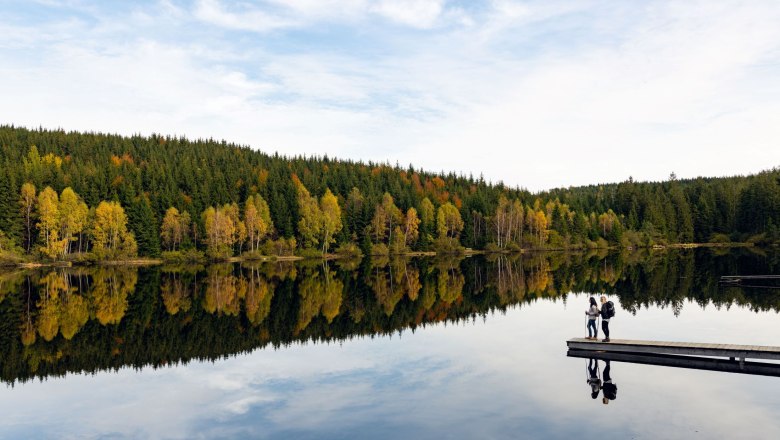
[
  {"x1": 600, "y1": 302, "x2": 612, "y2": 320},
  {"x1": 603, "y1": 382, "x2": 617, "y2": 400}
]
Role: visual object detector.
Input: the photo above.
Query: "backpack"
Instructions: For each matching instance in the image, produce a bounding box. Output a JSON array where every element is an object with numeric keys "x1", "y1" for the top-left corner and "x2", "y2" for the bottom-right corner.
[{"x1": 604, "y1": 301, "x2": 616, "y2": 319}]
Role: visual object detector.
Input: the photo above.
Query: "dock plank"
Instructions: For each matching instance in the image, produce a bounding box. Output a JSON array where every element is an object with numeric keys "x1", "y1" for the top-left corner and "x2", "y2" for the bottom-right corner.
[{"x1": 566, "y1": 338, "x2": 780, "y2": 361}]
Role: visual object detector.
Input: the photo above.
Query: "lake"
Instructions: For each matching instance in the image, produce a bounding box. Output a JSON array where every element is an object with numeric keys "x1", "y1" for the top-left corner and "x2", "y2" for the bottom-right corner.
[{"x1": 1, "y1": 248, "x2": 780, "y2": 439}]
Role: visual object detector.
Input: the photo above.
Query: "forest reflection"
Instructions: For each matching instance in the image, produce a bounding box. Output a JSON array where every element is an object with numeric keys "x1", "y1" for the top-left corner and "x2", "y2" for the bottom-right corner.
[{"x1": 0, "y1": 247, "x2": 778, "y2": 385}]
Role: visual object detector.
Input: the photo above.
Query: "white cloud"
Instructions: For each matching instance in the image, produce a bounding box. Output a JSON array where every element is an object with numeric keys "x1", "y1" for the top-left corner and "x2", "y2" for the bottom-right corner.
[
  {"x1": 0, "y1": 0, "x2": 778, "y2": 190},
  {"x1": 370, "y1": 0, "x2": 445, "y2": 29},
  {"x1": 193, "y1": 0, "x2": 298, "y2": 32}
]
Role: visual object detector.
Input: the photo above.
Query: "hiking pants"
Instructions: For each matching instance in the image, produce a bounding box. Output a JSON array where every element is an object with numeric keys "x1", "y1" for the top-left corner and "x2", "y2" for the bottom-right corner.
[
  {"x1": 601, "y1": 320, "x2": 610, "y2": 339},
  {"x1": 587, "y1": 319, "x2": 598, "y2": 337}
]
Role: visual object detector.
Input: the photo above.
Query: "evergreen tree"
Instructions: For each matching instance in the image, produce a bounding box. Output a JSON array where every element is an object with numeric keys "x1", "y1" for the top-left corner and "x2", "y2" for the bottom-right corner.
[
  {"x1": 0, "y1": 165, "x2": 22, "y2": 245},
  {"x1": 129, "y1": 195, "x2": 161, "y2": 257}
]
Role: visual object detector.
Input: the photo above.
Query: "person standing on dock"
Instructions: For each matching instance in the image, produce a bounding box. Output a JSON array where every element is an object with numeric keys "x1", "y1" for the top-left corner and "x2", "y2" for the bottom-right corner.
[
  {"x1": 585, "y1": 297, "x2": 600, "y2": 339},
  {"x1": 600, "y1": 296, "x2": 613, "y2": 342}
]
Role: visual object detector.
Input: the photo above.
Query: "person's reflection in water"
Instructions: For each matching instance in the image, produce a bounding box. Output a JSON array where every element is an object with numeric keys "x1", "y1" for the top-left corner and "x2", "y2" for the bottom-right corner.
[
  {"x1": 587, "y1": 359, "x2": 601, "y2": 399},
  {"x1": 601, "y1": 360, "x2": 618, "y2": 404}
]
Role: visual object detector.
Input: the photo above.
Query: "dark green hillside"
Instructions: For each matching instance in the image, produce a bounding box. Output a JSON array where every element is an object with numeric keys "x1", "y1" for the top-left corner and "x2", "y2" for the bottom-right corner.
[{"x1": 0, "y1": 125, "x2": 777, "y2": 261}]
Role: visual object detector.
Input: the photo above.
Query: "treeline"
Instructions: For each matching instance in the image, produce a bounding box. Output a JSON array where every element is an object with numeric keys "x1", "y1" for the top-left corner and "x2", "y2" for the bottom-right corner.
[
  {"x1": 0, "y1": 126, "x2": 778, "y2": 262},
  {"x1": 1, "y1": 248, "x2": 778, "y2": 384}
]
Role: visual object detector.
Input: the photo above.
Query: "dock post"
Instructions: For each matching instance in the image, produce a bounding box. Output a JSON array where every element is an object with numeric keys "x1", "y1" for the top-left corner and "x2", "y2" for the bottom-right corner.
[{"x1": 740, "y1": 357, "x2": 745, "y2": 368}]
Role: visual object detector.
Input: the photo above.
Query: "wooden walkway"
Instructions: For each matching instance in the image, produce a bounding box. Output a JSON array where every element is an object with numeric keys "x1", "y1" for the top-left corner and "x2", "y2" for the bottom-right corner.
[
  {"x1": 567, "y1": 338, "x2": 780, "y2": 364},
  {"x1": 720, "y1": 275, "x2": 780, "y2": 284},
  {"x1": 567, "y1": 349, "x2": 780, "y2": 377},
  {"x1": 720, "y1": 275, "x2": 780, "y2": 280}
]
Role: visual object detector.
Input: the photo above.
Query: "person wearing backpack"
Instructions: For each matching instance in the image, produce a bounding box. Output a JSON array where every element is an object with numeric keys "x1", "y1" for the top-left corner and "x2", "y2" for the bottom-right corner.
[
  {"x1": 600, "y1": 296, "x2": 615, "y2": 342},
  {"x1": 585, "y1": 296, "x2": 600, "y2": 339}
]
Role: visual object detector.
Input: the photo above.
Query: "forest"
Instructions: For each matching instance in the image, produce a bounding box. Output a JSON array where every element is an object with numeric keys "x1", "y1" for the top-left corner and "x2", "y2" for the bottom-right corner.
[{"x1": 0, "y1": 125, "x2": 778, "y2": 263}]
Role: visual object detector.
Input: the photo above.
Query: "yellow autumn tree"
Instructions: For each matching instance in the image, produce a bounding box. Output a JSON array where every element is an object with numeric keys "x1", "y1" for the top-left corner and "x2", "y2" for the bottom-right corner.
[
  {"x1": 161, "y1": 207, "x2": 190, "y2": 251},
  {"x1": 202, "y1": 205, "x2": 238, "y2": 259},
  {"x1": 436, "y1": 202, "x2": 464, "y2": 239},
  {"x1": 320, "y1": 188, "x2": 342, "y2": 253},
  {"x1": 58, "y1": 187, "x2": 89, "y2": 256},
  {"x1": 224, "y1": 202, "x2": 246, "y2": 255},
  {"x1": 92, "y1": 201, "x2": 137, "y2": 258},
  {"x1": 20, "y1": 182, "x2": 36, "y2": 253},
  {"x1": 370, "y1": 193, "x2": 402, "y2": 245},
  {"x1": 403, "y1": 208, "x2": 420, "y2": 248},
  {"x1": 37, "y1": 186, "x2": 66, "y2": 258},
  {"x1": 293, "y1": 176, "x2": 322, "y2": 249},
  {"x1": 244, "y1": 194, "x2": 273, "y2": 252}
]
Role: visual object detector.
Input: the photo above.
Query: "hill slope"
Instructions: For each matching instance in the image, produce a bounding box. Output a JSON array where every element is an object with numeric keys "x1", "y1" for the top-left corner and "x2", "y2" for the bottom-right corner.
[{"x1": 0, "y1": 125, "x2": 778, "y2": 260}]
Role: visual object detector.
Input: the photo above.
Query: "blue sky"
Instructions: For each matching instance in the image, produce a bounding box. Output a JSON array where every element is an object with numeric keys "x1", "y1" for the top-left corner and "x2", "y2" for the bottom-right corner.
[{"x1": 1, "y1": 0, "x2": 779, "y2": 190}]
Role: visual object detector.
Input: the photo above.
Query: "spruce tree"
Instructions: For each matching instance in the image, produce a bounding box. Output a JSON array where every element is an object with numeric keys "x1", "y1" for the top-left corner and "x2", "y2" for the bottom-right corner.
[
  {"x1": 128, "y1": 195, "x2": 161, "y2": 257},
  {"x1": 0, "y1": 165, "x2": 22, "y2": 246}
]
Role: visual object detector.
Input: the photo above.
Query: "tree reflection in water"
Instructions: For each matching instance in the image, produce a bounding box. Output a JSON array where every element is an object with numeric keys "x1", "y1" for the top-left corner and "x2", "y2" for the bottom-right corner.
[{"x1": 0, "y1": 247, "x2": 778, "y2": 385}]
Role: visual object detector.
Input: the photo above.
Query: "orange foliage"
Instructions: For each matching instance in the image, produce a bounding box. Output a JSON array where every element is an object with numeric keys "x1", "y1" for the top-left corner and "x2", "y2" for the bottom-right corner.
[
  {"x1": 452, "y1": 194, "x2": 462, "y2": 210},
  {"x1": 110, "y1": 154, "x2": 135, "y2": 167},
  {"x1": 257, "y1": 169, "x2": 269, "y2": 185},
  {"x1": 411, "y1": 173, "x2": 423, "y2": 194}
]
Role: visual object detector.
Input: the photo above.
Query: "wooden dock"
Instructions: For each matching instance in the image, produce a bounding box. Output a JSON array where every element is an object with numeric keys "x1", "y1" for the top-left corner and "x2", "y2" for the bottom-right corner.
[
  {"x1": 567, "y1": 349, "x2": 780, "y2": 377},
  {"x1": 566, "y1": 338, "x2": 780, "y2": 365},
  {"x1": 720, "y1": 275, "x2": 780, "y2": 280},
  {"x1": 720, "y1": 275, "x2": 780, "y2": 284}
]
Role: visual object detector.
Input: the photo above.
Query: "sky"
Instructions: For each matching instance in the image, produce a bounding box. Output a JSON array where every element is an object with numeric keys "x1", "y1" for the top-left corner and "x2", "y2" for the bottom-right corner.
[{"x1": 0, "y1": 0, "x2": 779, "y2": 191}]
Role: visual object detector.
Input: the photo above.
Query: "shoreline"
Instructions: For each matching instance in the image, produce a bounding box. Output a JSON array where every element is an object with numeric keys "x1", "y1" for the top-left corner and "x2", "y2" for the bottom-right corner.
[{"x1": 1, "y1": 242, "x2": 757, "y2": 269}]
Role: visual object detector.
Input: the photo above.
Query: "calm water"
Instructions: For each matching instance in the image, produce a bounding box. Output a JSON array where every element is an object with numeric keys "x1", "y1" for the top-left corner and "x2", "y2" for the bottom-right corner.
[{"x1": 1, "y1": 249, "x2": 780, "y2": 439}]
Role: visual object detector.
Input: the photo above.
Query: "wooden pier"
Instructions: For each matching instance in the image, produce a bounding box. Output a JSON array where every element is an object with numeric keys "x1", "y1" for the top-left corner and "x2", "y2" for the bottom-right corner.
[
  {"x1": 720, "y1": 275, "x2": 780, "y2": 284},
  {"x1": 720, "y1": 275, "x2": 780, "y2": 280},
  {"x1": 566, "y1": 338, "x2": 780, "y2": 365},
  {"x1": 567, "y1": 349, "x2": 780, "y2": 377}
]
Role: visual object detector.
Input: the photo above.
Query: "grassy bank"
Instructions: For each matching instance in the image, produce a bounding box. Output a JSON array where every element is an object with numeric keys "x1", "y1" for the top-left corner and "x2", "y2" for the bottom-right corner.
[{"x1": 1, "y1": 241, "x2": 760, "y2": 269}]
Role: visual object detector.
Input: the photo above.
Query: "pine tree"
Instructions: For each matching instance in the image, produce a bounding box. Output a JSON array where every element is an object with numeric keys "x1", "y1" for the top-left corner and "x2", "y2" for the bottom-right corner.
[
  {"x1": 129, "y1": 195, "x2": 160, "y2": 257},
  {"x1": 0, "y1": 166, "x2": 22, "y2": 246}
]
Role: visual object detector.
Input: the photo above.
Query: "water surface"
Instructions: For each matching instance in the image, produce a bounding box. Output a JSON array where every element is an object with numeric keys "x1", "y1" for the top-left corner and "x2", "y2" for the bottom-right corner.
[{"x1": 1, "y1": 249, "x2": 779, "y2": 439}]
